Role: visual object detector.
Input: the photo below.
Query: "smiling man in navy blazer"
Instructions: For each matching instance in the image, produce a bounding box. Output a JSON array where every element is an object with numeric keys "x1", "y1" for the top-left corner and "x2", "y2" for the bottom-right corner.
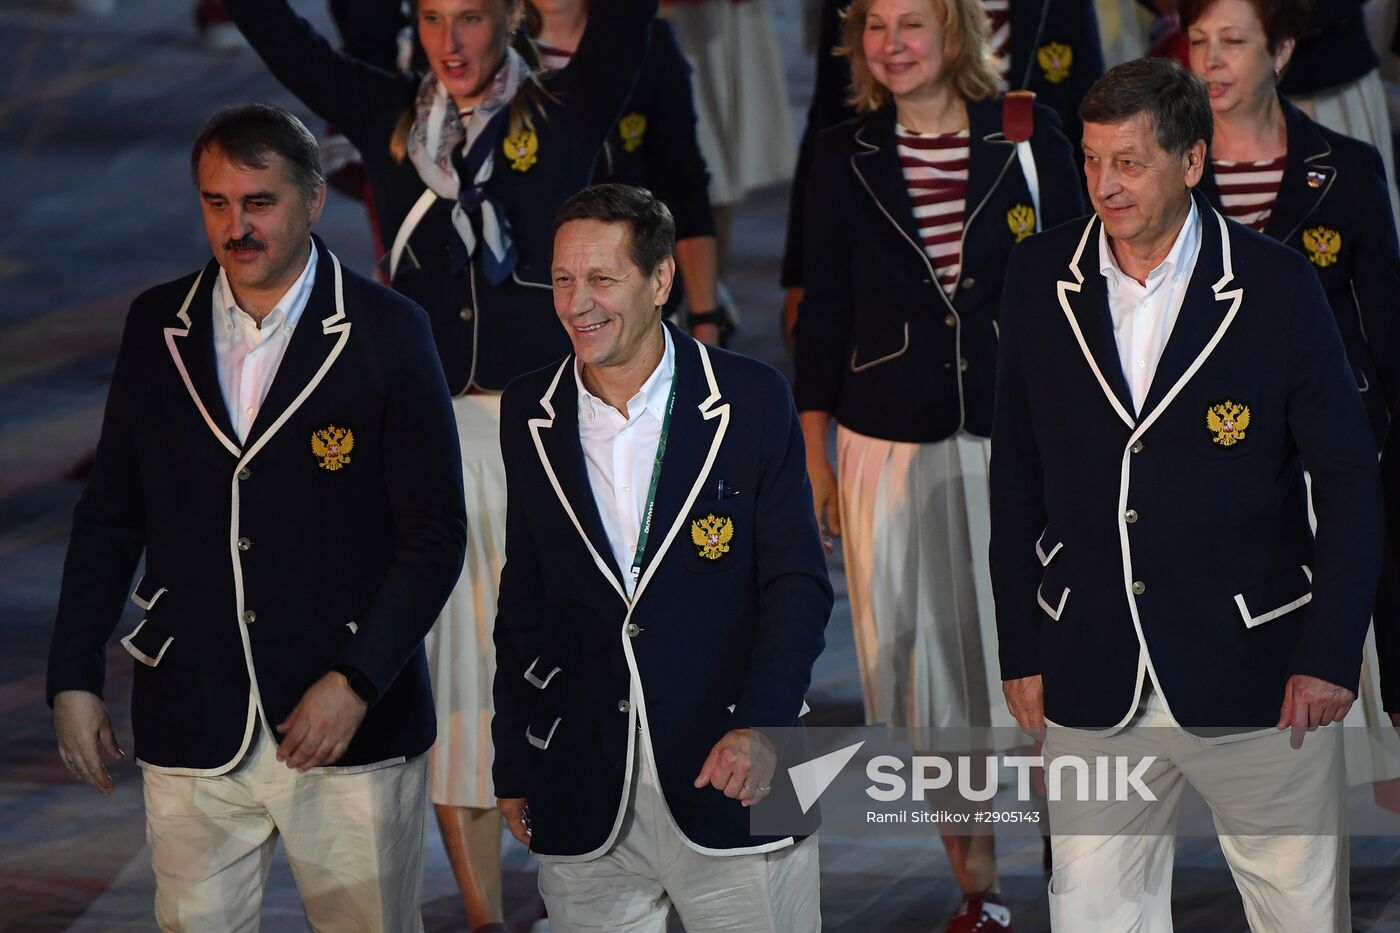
[
  {"x1": 46, "y1": 104, "x2": 466, "y2": 931},
  {"x1": 491, "y1": 184, "x2": 830, "y2": 932},
  {"x1": 990, "y1": 59, "x2": 1382, "y2": 930}
]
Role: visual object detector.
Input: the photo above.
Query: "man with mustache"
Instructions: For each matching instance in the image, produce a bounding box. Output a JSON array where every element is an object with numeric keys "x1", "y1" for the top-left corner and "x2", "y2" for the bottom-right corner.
[{"x1": 47, "y1": 103, "x2": 467, "y2": 931}]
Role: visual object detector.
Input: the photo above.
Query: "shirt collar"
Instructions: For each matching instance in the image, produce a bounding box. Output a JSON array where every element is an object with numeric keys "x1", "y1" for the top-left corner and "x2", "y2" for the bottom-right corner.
[
  {"x1": 1098, "y1": 197, "x2": 1199, "y2": 287},
  {"x1": 217, "y1": 239, "x2": 318, "y2": 334},
  {"x1": 575, "y1": 325, "x2": 675, "y2": 426}
]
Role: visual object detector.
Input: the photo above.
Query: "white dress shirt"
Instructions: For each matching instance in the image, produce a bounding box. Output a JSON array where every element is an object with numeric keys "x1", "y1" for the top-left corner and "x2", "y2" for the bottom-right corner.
[
  {"x1": 576, "y1": 327, "x2": 676, "y2": 597},
  {"x1": 1098, "y1": 200, "x2": 1201, "y2": 414},
  {"x1": 213, "y1": 241, "x2": 318, "y2": 443}
]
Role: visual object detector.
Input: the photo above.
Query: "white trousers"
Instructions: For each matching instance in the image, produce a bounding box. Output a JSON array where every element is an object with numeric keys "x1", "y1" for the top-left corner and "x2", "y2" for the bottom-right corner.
[
  {"x1": 142, "y1": 728, "x2": 427, "y2": 932},
  {"x1": 1044, "y1": 692, "x2": 1348, "y2": 932},
  {"x1": 535, "y1": 754, "x2": 821, "y2": 933}
]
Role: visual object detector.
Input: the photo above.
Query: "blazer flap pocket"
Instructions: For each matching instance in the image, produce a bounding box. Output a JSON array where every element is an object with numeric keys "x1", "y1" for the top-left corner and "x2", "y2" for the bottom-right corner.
[
  {"x1": 1035, "y1": 527, "x2": 1064, "y2": 566},
  {"x1": 850, "y1": 322, "x2": 911, "y2": 372},
  {"x1": 121, "y1": 617, "x2": 175, "y2": 667},
  {"x1": 1235, "y1": 564, "x2": 1312, "y2": 628},
  {"x1": 526, "y1": 710, "x2": 562, "y2": 750},
  {"x1": 130, "y1": 575, "x2": 168, "y2": 611},
  {"x1": 524, "y1": 656, "x2": 561, "y2": 689}
]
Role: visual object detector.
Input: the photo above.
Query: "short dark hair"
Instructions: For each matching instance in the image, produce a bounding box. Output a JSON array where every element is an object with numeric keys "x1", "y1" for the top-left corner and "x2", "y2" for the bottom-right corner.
[
  {"x1": 553, "y1": 184, "x2": 676, "y2": 274},
  {"x1": 190, "y1": 104, "x2": 324, "y2": 199},
  {"x1": 1079, "y1": 58, "x2": 1213, "y2": 159},
  {"x1": 1179, "y1": 0, "x2": 1310, "y2": 55}
]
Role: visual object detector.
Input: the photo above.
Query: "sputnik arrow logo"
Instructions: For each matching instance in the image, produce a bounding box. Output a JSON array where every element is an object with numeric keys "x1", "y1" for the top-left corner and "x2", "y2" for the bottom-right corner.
[{"x1": 789, "y1": 741, "x2": 865, "y2": 814}]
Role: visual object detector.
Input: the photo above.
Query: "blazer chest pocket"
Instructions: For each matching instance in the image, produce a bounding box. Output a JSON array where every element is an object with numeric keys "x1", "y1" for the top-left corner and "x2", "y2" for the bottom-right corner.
[
  {"x1": 1234, "y1": 564, "x2": 1312, "y2": 628},
  {"x1": 1036, "y1": 528, "x2": 1070, "y2": 621},
  {"x1": 684, "y1": 496, "x2": 743, "y2": 573},
  {"x1": 121, "y1": 576, "x2": 175, "y2": 667},
  {"x1": 850, "y1": 322, "x2": 911, "y2": 373},
  {"x1": 1195, "y1": 385, "x2": 1259, "y2": 460}
]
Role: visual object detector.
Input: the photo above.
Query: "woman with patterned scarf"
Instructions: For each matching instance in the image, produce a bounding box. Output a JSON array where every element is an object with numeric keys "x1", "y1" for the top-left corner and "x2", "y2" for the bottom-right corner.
[{"x1": 220, "y1": 1, "x2": 657, "y2": 930}]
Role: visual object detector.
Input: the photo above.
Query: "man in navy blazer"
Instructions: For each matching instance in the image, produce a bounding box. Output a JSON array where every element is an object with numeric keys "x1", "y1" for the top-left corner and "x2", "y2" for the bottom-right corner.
[
  {"x1": 491, "y1": 184, "x2": 830, "y2": 931},
  {"x1": 47, "y1": 105, "x2": 466, "y2": 930},
  {"x1": 990, "y1": 60, "x2": 1382, "y2": 930}
]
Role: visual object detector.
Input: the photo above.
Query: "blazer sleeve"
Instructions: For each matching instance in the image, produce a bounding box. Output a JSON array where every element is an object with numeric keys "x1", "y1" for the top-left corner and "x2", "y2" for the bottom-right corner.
[
  {"x1": 47, "y1": 306, "x2": 148, "y2": 703},
  {"x1": 554, "y1": 0, "x2": 658, "y2": 154},
  {"x1": 331, "y1": 302, "x2": 467, "y2": 697},
  {"x1": 1348, "y1": 143, "x2": 1400, "y2": 418},
  {"x1": 638, "y1": 22, "x2": 715, "y2": 242},
  {"x1": 792, "y1": 128, "x2": 855, "y2": 414},
  {"x1": 222, "y1": 0, "x2": 409, "y2": 148},
  {"x1": 1282, "y1": 252, "x2": 1385, "y2": 690},
  {"x1": 1028, "y1": 104, "x2": 1085, "y2": 227},
  {"x1": 988, "y1": 244, "x2": 1049, "y2": 681},
  {"x1": 729, "y1": 369, "x2": 833, "y2": 731},
  {"x1": 490, "y1": 389, "x2": 547, "y2": 799}
]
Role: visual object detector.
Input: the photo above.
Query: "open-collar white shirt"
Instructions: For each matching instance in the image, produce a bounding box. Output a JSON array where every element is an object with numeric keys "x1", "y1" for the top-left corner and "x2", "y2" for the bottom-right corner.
[
  {"x1": 212, "y1": 240, "x2": 317, "y2": 444},
  {"x1": 575, "y1": 326, "x2": 676, "y2": 598},
  {"x1": 1098, "y1": 199, "x2": 1202, "y2": 415}
]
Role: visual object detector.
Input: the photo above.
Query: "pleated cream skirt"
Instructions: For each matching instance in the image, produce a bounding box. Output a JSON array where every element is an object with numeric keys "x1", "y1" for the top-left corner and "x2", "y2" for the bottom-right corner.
[
  {"x1": 836, "y1": 427, "x2": 1016, "y2": 733},
  {"x1": 424, "y1": 393, "x2": 506, "y2": 809}
]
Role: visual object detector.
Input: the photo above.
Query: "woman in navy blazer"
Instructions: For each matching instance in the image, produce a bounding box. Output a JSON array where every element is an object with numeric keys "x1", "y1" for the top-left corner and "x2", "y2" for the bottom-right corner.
[
  {"x1": 221, "y1": 0, "x2": 655, "y2": 927},
  {"x1": 793, "y1": 0, "x2": 1081, "y2": 927}
]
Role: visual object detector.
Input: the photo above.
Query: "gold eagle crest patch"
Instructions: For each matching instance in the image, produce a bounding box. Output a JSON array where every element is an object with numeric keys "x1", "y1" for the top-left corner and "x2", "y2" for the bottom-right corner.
[
  {"x1": 619, "y1": 112, "x2": 647, "y2": 153},
  {"x1": 311, "y1": 425, "x2": 355, "y2": 470},
  {"x1": 503, "y1": 129, "x2": 539, "y2": 172},
  {"x1": 1037, "y1": 42, "x2": 1072, "y2": 84},
  {"x1": 1302, "y1": 226, "x2": 1341, "y2": 268},
  {"x1": 1007, "y1": 204, "x2": 1036, "y2": 243},
  {"x1": 1206, "y1": 400, "x2": 1251, "y2": 447},
  {"x1": 691, "y1": 513, "x2": 734, "y2": 560}
]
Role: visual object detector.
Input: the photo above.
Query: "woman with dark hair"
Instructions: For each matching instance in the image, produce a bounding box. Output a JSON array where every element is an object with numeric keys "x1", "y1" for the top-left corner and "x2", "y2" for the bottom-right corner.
[
  {"x1": 1183, "y1": 0, "x2": 1400, "y2": 799},
  {"x1": 794, "y1": 0, "x2": 1082, "y2": 928},
  {"x1": 219, "y1": 1, "x2": 655, "y2": 929}
]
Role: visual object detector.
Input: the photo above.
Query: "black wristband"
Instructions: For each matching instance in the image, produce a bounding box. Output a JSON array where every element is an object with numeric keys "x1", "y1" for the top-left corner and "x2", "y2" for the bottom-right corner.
[
  {"x1": 332, "y1": 664, "x2": 378, "y2": 705},
  {"x1": 687, "y1": 307, "x2": 734, "y2": 334}
]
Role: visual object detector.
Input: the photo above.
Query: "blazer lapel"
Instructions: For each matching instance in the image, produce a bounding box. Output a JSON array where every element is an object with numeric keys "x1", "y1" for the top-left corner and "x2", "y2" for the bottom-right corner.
[
  {"x1": 850, "y1": 105, "x2": 929, "y2": 264},
  {"x1": 1135, "y1": 195, "x2": 1245, "y2": 432},
  {"x1": 1264, "y1": 96, "x2": 1335, "y2": 246},
  {"x1": 632, "y1": 323, "x2": 729, "y2": 604},
  {"x1": 241, "y1": 238, "x2": 352, "y2": 462},
  {"x1": 164, "y1": 257, "x2": 241, "y2": 457},
  {"x1": 1055, "y1": 214, "x2": 1137, "y2": 427},
  {"x1": 529, "y1": 358, "x2": 629, "y2": 599}
]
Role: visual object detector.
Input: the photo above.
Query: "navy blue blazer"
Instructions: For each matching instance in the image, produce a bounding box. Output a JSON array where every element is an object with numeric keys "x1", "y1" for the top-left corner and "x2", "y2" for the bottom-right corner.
[
  {"x1": 780, "y1": 0, "x2": 1103, "y2": 288},
  {"x1": 46, "y1": 237, "x2": 467, "y2": 771},
  {"x1": 593, "y1": 19, "x2": 714, "y2": 242},
  {"x1": 224, "y1": 0, "x2": 655, "y2": 394},
  {"x1": 492, "y1": 323, "x2": 832, "y2": 856},
  {"x1": 990, "y1": 194, "x2": 1384, "y2": 733},
  {"x1": 1199, "y1": 97, "x2": 1400, "y2": 445},
  {"x1": 794, "y1": 97, "x2": 1083, "y2": 442}
]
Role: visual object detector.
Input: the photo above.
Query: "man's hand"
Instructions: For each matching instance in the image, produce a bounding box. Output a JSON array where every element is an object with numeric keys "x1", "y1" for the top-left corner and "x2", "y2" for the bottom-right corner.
[
  {"x1": 54, "y1": 690, "x2": 124, "y2": 795},
  {"x1": 499, "y1": 796, "x2": 531, "y2": 846},
  {"x1": 694, "y1": 728, "x2": 776, "y2": 807},
  {"x1": 807, "y1": 456, "x2": 840, "y2": 554},
  {"x1": 1277, "y1": 674, "x2": 1355, "y2": 749},
  {"x1": 1003, "y1": 675, "x2": 1045, "y2": 737},
  {"x1": 276, "y1": 671, "x2": 369, "y2": 771}
]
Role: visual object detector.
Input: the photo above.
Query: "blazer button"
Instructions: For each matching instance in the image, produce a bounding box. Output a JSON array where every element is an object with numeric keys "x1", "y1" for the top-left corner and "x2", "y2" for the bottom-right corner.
[
  {"x1": 1131, "y1": 441, "x2": 1145, "y2": 454},
  {"x1": 237, "y1": 536, "x2": 252, "y2": 551},
  {"x1": 1124, "y1": 510, "x2": 1138, "y2": 524},
  {"x1": 242, "y1": 610, "x2": 256, "y2": 623},
  {"x1": 959, "y1": 358, "x2": 970, "y2": 372},
  {"x1": 922, "y1": 277, "x2": 933, "y2": 285},
  {"x1": 459, "y1": 306, "x2": 474, "y2": 322},
  {"x1": 625, "y1": 623, "x2": 641, "y2": 637},
  {"x1": 1131, "y1": 581, "x2": 1146, "y2": 595},
  {"x1": 618, "y1": 699, "x2": 631, "y2": 713},
  {"x1": 961, "y1": 277, "x2": 976, "y2": 289},
  {"x1": 944, "y1": 313, "x2": 957, "y2": 328},
  {"x1": 237, "y1": 467, "x2": 251, "y2": 481}
]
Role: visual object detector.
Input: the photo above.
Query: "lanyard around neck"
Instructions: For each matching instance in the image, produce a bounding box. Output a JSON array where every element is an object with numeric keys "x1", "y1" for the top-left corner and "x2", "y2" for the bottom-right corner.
[{"x1": 630, "y1": 373, "x2": 679, "y2": 583}]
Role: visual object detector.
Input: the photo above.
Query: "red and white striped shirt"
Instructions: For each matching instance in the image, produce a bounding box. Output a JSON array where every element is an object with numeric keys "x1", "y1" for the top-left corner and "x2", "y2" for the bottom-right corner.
[
  {"x1": 897, "y1": 125, "x2": 970, "y2": 292},
  {"x1": 983, "y1": 0, "x2": 1012, "y2": 85},
  {"x1": 1211, "y1": 156, "x2": 1286, "y2": 232}
]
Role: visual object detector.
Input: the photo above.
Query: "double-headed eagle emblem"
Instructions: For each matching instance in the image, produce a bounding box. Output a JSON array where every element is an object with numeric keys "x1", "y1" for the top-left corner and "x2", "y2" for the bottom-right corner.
[
  {"x1": 691, "y1": 513, "x2": 734, "y2": 561},
  {"x1": 1206, "y1": 400, "x2": 1250, "y2": 447},
  {"x1": 1007, "y1": 204, "x2": 1036, "y2": 243},
  {"x1": 1302, "y1": 226, "x2": 1341, "y2": 268},
  {"x1": 1037, "y1": 42, "x2": 1072, "y2": 85},
  {"x1": 311, "y1": 424, "x2": 355, "y2": 471},
  {"x1": 503, "y1": 130, "x2": 539, "y2": 172},
  {"x1": 619, "y1": 112, "x2": 647, "y2": 153}
]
